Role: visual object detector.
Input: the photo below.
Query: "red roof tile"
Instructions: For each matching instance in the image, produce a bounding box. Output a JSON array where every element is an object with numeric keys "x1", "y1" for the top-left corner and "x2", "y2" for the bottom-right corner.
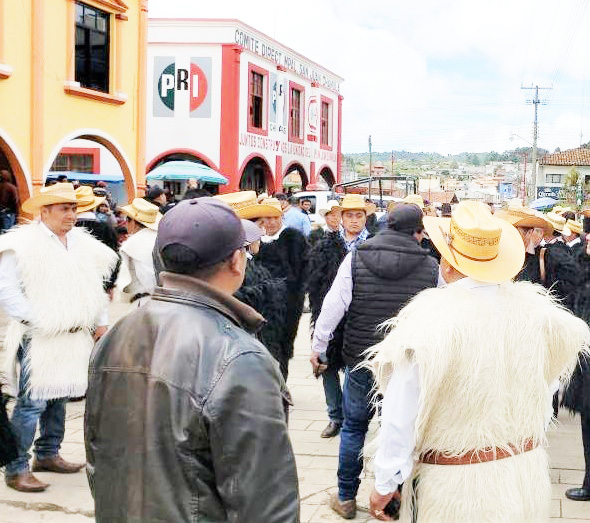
[{"x1": 540, "y1": 147, "x2": 590, "y2": 166}]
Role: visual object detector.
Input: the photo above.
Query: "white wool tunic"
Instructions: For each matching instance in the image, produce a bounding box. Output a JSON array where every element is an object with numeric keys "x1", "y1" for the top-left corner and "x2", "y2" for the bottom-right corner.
[
  {"x1": 0, "y1": 223, "x2": 117, "y2": 400},
  {"x1": 370, "y1": 278, "x2": 590, "y2": 522}
]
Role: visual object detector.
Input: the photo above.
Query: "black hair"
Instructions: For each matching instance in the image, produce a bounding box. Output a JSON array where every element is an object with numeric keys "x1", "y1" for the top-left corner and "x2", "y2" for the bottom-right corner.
[
  {"x1": 160, "y1": 244, "x2": 233, "y2": 279},
  {"x1": 275, "y1": 193, "x2": 288, "y2": 201},
  {"x1": 561, "y1": 211, "x2": 576, "y2": 221}
]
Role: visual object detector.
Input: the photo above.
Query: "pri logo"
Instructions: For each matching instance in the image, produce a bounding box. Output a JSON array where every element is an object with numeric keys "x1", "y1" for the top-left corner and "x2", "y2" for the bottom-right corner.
[{"x1": 153, "y1": 57, "x2": 211, "y2": 118}]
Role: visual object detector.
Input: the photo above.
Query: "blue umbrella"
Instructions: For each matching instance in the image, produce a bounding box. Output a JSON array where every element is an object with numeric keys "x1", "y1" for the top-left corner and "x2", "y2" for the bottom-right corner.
[
  {"x1": 529, "y1": 197, "x2": 557, "y2": 210},
  {"x1": 146, "y1": 161, "x2": 228, "y2": 185}
]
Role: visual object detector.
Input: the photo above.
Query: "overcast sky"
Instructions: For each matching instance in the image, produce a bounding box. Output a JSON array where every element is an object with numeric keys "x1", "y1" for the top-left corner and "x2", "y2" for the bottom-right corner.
[{"x1": 149, "y1": 0, "x2": 590, "y2": 155}]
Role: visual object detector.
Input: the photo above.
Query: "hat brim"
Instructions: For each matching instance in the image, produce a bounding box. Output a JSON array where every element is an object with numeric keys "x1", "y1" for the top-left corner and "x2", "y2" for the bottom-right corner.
[
  {"x1": 236, "y1": 203, "x2": 282, "y2": 220},
  {"x1": 341, "y1": 203, "x2": 377, "y2": 216},
  {"x1": 76, "y1": 196, "x2": 106, "y2": 214},
  {"x1": 22, "y1": 194, "x2": 78, "y2": 214},
  {"x1": 424, "y1": 216, "x2": 525, "y2": 284},
  {"x1": 120, "y1": 205, "x2": 162, "y2": 231},
  {"x1": 319, "y1": 206, "x2": 342, "y2": 217},
  {"x1": 495, "y1": 210, "x2": 554, "y2": 237},
  {"x1": 241, "y1": 219, "x2": 264, "y2": 245}
]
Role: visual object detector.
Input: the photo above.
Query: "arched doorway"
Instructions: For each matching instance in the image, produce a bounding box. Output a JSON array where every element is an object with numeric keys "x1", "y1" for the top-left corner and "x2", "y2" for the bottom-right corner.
[
  {"x1": 240, "y1": 156, "x2": 274, "y2": 194},
  {"x1": 44, "y1": 130, "x2": 135, "y2": 202},
  {"x1": 318, "y1": 166, "x2": 335, "y2": 188},
  {"x1": 147, "y1": 150, "x2": 220, "y2": 196},
  {"x1": 283, "y1": 162, "x2": 308, "y2": 193},
  {"x1": 0, "y1": 131, "x2": 31, "y2": 203}
]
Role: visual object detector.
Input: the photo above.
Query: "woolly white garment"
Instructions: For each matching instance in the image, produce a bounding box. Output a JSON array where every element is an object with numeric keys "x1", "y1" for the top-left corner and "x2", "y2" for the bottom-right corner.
[
  {"x1": 0, "y1": 223, "x2": 117, "y2": 399},
  {"x1": 368, "y1": 280, "x2": 590, "y2": 522},
  {"x1": 115, "y1": 227, "x2": 157, "y2": 302}
]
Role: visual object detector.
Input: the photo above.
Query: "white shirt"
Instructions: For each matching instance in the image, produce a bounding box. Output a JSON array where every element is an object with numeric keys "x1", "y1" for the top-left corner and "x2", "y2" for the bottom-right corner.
[
  {"x1": 261, "y1": 225, "x2": 286, "y2": 243},
  {"x1": 373, "y1": 277, "x2": 500, "y2": 495},
  {"x1": 567, "y1": 236, "x2": 581, "y2": 248},
  {"x1": 0, "y1": 221, "x2": 108, "y2": 325}
]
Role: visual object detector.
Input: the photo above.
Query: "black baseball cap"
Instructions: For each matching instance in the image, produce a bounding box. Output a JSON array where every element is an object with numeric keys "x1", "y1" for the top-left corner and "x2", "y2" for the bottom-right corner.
[
  {"x1": 156, "y1": 197, "x2": 262, "y2": 269},
  {"x1": 388, "y1": 203, "x2": 424, "y2": 235}
]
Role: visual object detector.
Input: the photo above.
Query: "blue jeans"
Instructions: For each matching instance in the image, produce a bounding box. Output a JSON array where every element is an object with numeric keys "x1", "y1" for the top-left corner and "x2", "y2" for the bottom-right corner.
[
  {"x1": 322, "y1": 366, "x2": 343, "y2": 425},
  {"x1": 0, "y1": 211, "x2": 15, "y2": 233},
  {"x1": 338, "y1": 366, "x2": 376, "y2": 501},
  {"x1": 5, "y1": 344, "x2": 66, "y2": 476}
]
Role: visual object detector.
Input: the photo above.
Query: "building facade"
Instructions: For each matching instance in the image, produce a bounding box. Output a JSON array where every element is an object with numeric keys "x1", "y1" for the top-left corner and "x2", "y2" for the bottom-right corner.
[
  {"x1": 537, "y1": 148, "x2": 590, "y2": 199},
  {"x1": 0, "y1": 0, "x2": 147, "y2": 204},
  {"x1": 146, "y1": 19, "x2": 344, "y2": 193}
]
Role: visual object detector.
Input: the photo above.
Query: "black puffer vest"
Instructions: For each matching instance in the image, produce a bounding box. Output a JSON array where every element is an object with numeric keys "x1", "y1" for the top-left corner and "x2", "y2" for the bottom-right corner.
[{"x1": 342, "y1": 229, "x2": 438, "y2": 367}]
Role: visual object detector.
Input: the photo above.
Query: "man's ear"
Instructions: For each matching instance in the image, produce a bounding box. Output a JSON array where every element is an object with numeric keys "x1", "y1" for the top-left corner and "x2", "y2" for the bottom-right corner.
[{"x1": 228, "y1": 249, "x2": 244, "y2": 275}]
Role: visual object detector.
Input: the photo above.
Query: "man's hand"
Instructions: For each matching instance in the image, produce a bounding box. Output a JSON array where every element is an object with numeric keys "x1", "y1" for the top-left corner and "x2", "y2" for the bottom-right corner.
[
  {"x1": 369, "y1": 487, "x2": 400, "y2": 521},
  {"x1": 310, "y1": 351, "x2": 321, "y2": 374},
  {"x1": 94, "y1": 325, "x2": 108, "y2": 342}
]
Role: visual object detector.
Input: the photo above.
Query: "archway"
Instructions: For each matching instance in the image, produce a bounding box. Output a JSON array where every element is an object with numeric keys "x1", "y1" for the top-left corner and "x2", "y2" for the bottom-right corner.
[
  {"x1": 240, "y1": 155, "x2": 274, "y2": 194},
  {"x1": 318, "y1": 166, "x2": 335, "y2": 188},
  {"x1": 44, "y1": 129, "x2": 135, "y2": 202},
  {"x1": 0, "y1": 130, "x2": 31, "y2": 203},
  {"x1": 147, "y1": 150, "x2": 220, "y2": 196},
  {"x1": 283, "y1": 162, "x2": 308, "y2": 192}
]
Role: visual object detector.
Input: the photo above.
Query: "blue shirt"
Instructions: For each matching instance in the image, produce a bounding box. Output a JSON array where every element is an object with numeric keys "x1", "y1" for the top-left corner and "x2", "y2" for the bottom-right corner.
[
  {"x1": 341, "y1": 227, "x2": 369, "y2": 252},
  {"x1": 283, "y1": 207, "x2": 311, "y2": 236}
]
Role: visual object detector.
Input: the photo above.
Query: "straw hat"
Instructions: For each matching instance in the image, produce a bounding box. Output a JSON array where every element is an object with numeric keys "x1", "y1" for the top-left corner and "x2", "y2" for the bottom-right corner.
[
  {"x1": 552, "y1": 205, "x2": 573, "y2": 216},
  {"x1": 495, "y1": 199, "x2": 553, "y2": 236},
  {"x1": 75, "y1": 185, "x2": 106, "y2": 213},
  {"x1": 424, "y1": 200, "x2": 525, "y2": 283},
  {"x1": 318, "y1": 199, "x2": 342, "y2": 217},
  {"x1": 566, "y1": 219, "x2": 583, "y2": 235},
  {"x1": 21, "y1": 182, "x2": 78, "y2": 214},
  {"x1": 340, "y1": 194, "x2": 376, "y2": 215},
  {"x1": 120, "y1": 198, "x2": 162, "y2": 230},
  {"x1": 402, "y1": 194, "x2": 425, "y2": 209},
  {"x1": 257, "y1": 192, "x2": 269, "y2": 203},
  {"x1": 545, "y1": 211, "x2": 566, "y2": 232},
  {"x1": 259, "y1": 197, "x2": 284, "y2": 215},
  {"x1": 215, "y1": 191, "x2": 282, "y2": 219}
]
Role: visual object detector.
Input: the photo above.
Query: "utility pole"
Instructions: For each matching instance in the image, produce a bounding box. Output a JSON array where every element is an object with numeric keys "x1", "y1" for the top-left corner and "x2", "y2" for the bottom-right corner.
[
  {"x1": 391, "y1": 150, "x2": 394, "y2": 174},
  {"x1": 521, "y1": 85, "x2": 551, "y2": 198},
  {"x1": 368, "y1": 135, "x2": 372, "y2": 177}
]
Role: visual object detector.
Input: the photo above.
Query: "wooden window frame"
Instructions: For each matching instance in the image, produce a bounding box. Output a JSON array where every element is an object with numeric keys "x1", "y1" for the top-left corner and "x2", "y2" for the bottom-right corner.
[
  {"x1": 320, "y1": 96, "x2": 333, "y2": 151},
  {"x1": 247, "y1": 63, "x2": 269, "y2": 136},
  {"x1": 289, "y1": 81, "x2": 305, "y2": 144}
]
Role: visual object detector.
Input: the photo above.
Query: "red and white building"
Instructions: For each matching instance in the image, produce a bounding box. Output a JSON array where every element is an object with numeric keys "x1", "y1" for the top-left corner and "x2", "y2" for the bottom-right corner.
[{"x1": 146, "y1": 18, "x2": 344, "y2": 194}]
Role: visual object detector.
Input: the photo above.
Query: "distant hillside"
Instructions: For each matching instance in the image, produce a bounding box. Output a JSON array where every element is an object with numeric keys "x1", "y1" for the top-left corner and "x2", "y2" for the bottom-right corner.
[{"x1": 344, "y1": 147, "x2": 550, "y2": 167}]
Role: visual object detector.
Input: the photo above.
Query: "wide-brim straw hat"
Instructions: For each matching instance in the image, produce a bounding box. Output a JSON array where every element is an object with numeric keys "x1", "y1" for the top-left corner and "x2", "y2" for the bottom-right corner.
[
  {"x1": 120, "y1": 198, "x2": 162, "y2": 230},
  {"x1": 552, "y1": 205, "x2": 573, "y2": 216},
  {"x1": 495, "y1": 199, "x2": 553, "y2": 236},
  {"x1": 22, "y1": 182, "x2": 78, "y2": 214},
  {"x1": 340, "y1": 194, "x2": 376, "y2": 216},
  {"x1": 546, "y1": 211, "x2": 566, "y2": 232},
  {"x1": 75, "y1": 185, "x2": 106, "y2": 213},
  {"x1": 318, "y1": 199, "x2": 342, "y2": 217},
  {"x1": 215, "y1": 191, "x2": 282, "y2": 220},
  {"x1": 402, "y1": 194, "x2": 425, "y2": 209},
  {"x1": 424, "y1": 200, "x2": 525, "y2": 283},
  {"x1": 566, "y1": 219, "x2": 583, "y2": 235}
]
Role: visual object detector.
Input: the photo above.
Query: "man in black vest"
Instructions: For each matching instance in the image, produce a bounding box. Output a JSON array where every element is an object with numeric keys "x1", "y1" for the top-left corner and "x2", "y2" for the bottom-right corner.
[{"x1": 311, "y1": 204, "x2": 438, "y2": 519}]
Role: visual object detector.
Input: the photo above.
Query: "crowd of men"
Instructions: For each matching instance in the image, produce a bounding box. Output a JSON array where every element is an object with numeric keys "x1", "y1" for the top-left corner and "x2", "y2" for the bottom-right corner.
[{"x1": 0, "y1": 181, "x2": 589, "y2": 522}]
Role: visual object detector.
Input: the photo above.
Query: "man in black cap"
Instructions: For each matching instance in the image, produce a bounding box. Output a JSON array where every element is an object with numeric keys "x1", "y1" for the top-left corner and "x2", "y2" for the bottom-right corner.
[
  {"x1": 311, "y1": 203, "x2": 438, "y2": 519},
  {"x1": 85, "y1": 197, "x2": 299, "y2": 522}
]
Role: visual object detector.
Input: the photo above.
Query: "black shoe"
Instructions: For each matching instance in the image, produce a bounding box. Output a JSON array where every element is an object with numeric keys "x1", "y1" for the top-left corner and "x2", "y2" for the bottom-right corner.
[
  {"x1": 321, "y1": 422, "x2": 341, "y2": 438},
  {"x1": 565, "y1": 487, "x2": 590, "y2": 501}
]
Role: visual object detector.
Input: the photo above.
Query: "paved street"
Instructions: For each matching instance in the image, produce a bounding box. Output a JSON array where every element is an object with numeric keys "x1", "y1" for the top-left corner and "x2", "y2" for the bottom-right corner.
[{"x1": 1, "y1": 308, "x2": 589, "y2": 522}]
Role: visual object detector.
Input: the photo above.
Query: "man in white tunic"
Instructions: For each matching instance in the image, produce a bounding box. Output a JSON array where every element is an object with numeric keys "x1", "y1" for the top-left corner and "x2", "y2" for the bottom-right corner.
[
  {"x1": 116, "y1": 198, "x2": 161, "y2": 306},
  {"x1": 368, "y1": 201, "x2": 590, "y2": 522},
  {"x1": 0, "y1": 183, "x2": 117, "y2": 492}
]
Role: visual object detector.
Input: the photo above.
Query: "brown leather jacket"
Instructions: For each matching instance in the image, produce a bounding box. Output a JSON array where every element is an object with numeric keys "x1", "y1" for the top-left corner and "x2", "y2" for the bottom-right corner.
[{"x1": 85, "y1": 272, "x2": 300, "y2": 522}]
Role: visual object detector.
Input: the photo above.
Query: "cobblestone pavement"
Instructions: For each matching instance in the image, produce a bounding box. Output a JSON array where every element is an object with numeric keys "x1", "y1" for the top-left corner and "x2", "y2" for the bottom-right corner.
[{"x1": 0, "y1": 308, "x2": 589, "y2": 522}]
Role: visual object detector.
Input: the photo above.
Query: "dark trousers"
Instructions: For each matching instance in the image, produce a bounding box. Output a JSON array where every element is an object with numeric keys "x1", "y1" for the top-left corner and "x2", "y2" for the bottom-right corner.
[
  {"x1": 322, "y1": 366, "x2": 343, "y2": 425},
  {"x1": 582, "y1": 412, "x2": 590, "y2": 488},
  {"x1": 337, "y1": 366, "x2": 375, "y2": 500},
  {"x1": 5, "y1": 343, "x2": 67, "y2": 476}
]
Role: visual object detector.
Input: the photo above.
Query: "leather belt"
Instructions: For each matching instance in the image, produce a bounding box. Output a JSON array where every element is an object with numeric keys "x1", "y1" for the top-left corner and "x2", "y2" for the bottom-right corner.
[
  {"x1": 130, "y1": 292, "x2": 150, "y2": 303},
  {"x1": 420, "y1": 439, "x2": 536, "y2": 465}
]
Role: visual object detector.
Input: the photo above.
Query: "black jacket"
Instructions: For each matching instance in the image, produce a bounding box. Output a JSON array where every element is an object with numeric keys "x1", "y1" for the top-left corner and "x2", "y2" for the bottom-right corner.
[
  {"x1": 343, "y1": 229, "x2": 438, "y2": 366},
  {"x1": 235, "y1": 258, "x2": 290, "y2": 379},
  {"x1": 85, "y1": 272, "x2": 299, "y2": 523},
  {"x1": 307, "y1": 231, "x2": 348, "y2": 369},
  {"x1": 255, "y1": 228, "x2": 308, "y2": 374}
]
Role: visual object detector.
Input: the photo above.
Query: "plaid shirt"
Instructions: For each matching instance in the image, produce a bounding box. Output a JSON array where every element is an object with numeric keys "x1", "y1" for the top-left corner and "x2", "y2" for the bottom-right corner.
[{"x1": 341, "y1": 227, "x2": 369, "y2": 252}]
